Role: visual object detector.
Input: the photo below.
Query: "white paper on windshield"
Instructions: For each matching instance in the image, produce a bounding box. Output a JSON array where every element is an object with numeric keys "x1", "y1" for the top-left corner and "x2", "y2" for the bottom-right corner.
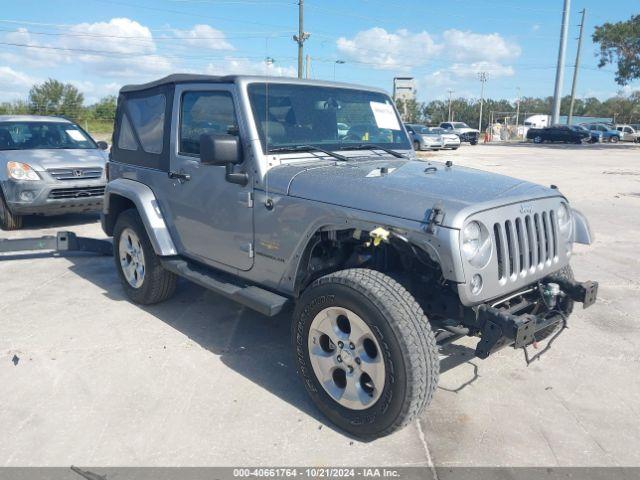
[
  {"x1": 66, "y1": 129, "x2": 86, "y2": 141},
  {"x1": 370, "y1": 101, "x2": 401, "y2": 130}
]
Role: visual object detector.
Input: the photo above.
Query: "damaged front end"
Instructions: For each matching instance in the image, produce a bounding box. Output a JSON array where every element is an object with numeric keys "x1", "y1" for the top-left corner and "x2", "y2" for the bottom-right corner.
[{"x1": 473, "y1": 275, "x2": 598, "y2": 359}]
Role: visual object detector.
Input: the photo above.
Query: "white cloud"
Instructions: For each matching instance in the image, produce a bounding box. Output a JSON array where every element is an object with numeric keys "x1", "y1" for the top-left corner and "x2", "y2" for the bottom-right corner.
[
  {"x1": 0, "y1": 66, "x2": 39, "y2": 101},
  {"x1": 423, "y1": 61, "x2": 515, "y2": 91},
  {"x1": 169, "y1": 24, "x2": 234, "y2": 51},
  {"x1": 441, "y1": 29, "x2": 520, "y2": 63},
  {"x1": 204, "y1": 57, "x2": 296, "y2": 77},
  {"x1": 336, "y1": 27, "x2": 441, "y2": 70}
]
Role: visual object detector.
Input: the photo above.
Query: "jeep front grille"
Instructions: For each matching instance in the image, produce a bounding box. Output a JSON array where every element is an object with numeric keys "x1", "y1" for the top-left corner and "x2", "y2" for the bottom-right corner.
[
  {"x1": 48, "y1": 186, "x2": 105, "y2": 199},
  {"x1": 493, "y1": 209, "x2": 559, "y2": 282},
  {"x1": 48, "y1": 167, "x2": 103, "y2": 180}
]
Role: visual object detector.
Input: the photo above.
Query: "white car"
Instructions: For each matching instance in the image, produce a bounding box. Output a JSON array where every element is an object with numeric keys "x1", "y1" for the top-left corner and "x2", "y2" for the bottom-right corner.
[
  {"x1": 426, "y1": 126, "x2": 460, "y2": 150},
  {"x1": 439, "y1": 121, "x2": 480, "y2": 145},
  {"x1": 405, "y1": 124, "x2": 443, "y2": 150},
  {"x1": 615, "y1": 124, "x2": 640, "y2": 143}
]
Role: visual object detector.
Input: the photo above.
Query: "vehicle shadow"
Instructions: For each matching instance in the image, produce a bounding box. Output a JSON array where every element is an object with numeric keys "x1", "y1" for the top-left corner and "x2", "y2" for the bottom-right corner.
[
  {"x1": 19, "y1": 212, "x2": 101, "y2": 231},
  {"x1": 58, "y1": 254, "x2": 354, "y2": 437}
]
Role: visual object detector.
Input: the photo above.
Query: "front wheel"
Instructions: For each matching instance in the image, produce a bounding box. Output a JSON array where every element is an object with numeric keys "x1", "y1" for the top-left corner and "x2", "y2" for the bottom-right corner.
[
  {"x1": 413, "y1": 141, "x2": 421, "y2": 151},
  {"x1": 0, "y1": 191, "x2": 22, "y2": 230},
  {"x1": 293, "y1": 269, "x2": 439, "y2": 439},
  {"x1": 610, "y1": 136, "x2": 619, "y2": 143},
  {"x1": 113, "y1": 209, "x2": 177, "y2": 305}
]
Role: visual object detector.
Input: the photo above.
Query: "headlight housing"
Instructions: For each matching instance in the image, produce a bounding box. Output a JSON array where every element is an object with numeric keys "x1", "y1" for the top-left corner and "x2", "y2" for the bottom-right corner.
[
  {"x1": 557, "y1": 202, "x2": 573, "y2": 240},
  {"x1": 462, "y1": 220, "x2": 492, "y2": 268},
  {"x1": 7, "y1": 162, "x2": 40, "y2": 181}
]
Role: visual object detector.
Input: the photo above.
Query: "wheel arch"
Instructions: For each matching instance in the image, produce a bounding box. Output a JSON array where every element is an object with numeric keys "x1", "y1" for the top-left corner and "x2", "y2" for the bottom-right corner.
[{"x1": 102, "y1": 178, "x2": 177, "y2": 256}]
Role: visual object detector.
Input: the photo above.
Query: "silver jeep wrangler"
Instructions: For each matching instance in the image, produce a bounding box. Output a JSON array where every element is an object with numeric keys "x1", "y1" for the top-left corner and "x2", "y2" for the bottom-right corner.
[{"x1": 102, "y1": 74, "x2": 598, "y2": 439}]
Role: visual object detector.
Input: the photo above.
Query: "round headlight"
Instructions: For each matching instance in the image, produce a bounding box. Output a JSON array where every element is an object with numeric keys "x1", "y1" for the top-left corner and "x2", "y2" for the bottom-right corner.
[
  {"x1": 462, "y1": 221, "x2": 492, "y2": 268},
  {"x1": 557, "y1": 203, "x2": 572, "y2": 239},
  {"x1": 462, "y1": 221, "x2": 481, "y2": 259}
]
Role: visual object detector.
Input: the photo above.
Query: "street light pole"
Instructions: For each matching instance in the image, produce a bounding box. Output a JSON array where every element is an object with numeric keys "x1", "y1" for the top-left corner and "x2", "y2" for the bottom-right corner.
[
  {"x1": 515, "y1": 86, "x2": 521, "y2": 138},
  {"x1": 478, "y1": 72, "x2": 487, "y2": 133},
  {"x1": 447, "y1": 88, "x2": 454, "y2": 122}
]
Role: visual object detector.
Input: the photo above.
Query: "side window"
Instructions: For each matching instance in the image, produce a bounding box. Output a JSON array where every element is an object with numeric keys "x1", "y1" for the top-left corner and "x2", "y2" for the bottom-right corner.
[
  {"x1": 180, "y1": 91, "x2": 238, "y2": 157},
  {"x1": 126, "y1": 94, "x2": 166, "y2": 154},
  {"x1": 117, "y1": 114, "x2": 138, "y2": 151}
]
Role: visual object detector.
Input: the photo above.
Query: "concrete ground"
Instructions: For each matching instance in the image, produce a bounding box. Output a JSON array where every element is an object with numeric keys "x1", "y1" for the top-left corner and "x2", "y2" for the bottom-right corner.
[{"x1": 0, "y1": 143, "x2": 639, "y2": 467}]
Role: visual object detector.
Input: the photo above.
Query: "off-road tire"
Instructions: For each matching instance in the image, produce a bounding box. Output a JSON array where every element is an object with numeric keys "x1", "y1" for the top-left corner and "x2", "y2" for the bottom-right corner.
[
  {"x1": 536, "y1": 265, "x2": 574, "y2": 340},
  {"x1": 0, "y1": 190, "x2": 22, "y2": 230},
  {"x1": 113, "y1": 208, "x2": 177, "y2": 305},
  {"x1": 293, "y1": 268, "x2": 439, "y2": 439}
]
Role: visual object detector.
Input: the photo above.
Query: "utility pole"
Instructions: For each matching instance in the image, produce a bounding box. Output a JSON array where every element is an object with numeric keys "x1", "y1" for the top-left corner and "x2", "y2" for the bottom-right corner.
[
  {"x1": 515, "y1": 86, "x2": 521, "y2": 138},
  {"x1": 305, "y1": 54, "x2": 311, "y2": 79},
  {"x1": 551, "y1": 0, "x2": 571, "y2": 125},
  {"x1": 478, "y1": 72, "x2": 487, "y2": 133},
  {"x1": 293, "y1": 0, "x2": 310, "y2": 79},
  {"x1": 568, "y1": 8, "x2": 586, "y2": 125},
  {"x1": 447, "y1": 89, "x2": 454, "y2": 121}
]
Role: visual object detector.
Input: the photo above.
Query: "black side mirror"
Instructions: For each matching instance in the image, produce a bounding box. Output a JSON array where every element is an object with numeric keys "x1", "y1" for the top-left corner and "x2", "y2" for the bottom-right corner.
[
  {"x1": 200, "y1": 133, "x2": 241, "y2": 166},
  {"x1": 199, "y1": 133, "x2": 247, "y2": 186},
  {"x1": 97, "y1": 141, "x2": 109, "y2": 150}
]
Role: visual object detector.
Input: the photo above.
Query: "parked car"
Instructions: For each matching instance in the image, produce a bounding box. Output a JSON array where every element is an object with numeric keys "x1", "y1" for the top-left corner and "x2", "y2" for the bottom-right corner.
[
  {"x1": 581, "y1": 123, "x2": 621, "y2": 143},
  {"x1": 571, "y1": 125, "x2": 602, "y2": 143},
  {"x1": 615, "y1": 124, "x2": 640, "y2": 143},
  {"x1": 0, "y1": 115, "x2": 109, "y2": 230},
  {"x1": 430, "y1": 127, "x2": 461, "y2": 149},
  {"x1": 526, "y1": 124, "x2": 590, "y2": 144},
  {"x1": 439, "y1": 121, "x2": 479, "y2": 144},
  {"x1": 102, "y1": 74, "x2": 597, "y2": 439},
  {"x1": 405, "y1": 123, "x2": 443, "y2": 150}
]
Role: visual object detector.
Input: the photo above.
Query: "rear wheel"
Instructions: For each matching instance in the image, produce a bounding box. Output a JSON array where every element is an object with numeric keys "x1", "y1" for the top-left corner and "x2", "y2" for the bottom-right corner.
[
  {"x1": 0, "y1": 191, "x2": 22, "y2": 230},
  {"x1": 113, "y1": 209, "x2": 177, "y2": 305},
  {"x1": 293, "y1": 269, "x2": 439, "y2": 439},
  {"x1": 413, "y1": 141, "x2": 421, "y2": 151},
  {"x1": 533, "y1": 135, "x2": 543, "y2": 144}
]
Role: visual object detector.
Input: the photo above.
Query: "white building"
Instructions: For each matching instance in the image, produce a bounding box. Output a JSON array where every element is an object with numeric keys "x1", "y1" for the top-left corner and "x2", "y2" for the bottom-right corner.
[{"x1": 393, "y1": 77, "x2": 416, "y2": 102}]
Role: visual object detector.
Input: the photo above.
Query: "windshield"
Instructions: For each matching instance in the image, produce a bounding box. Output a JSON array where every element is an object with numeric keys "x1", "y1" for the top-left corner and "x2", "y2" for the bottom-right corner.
[
  {"x1": 0, "y1": 121, "x2": 97, "y2": 151},
  {"x1": 452, "y1": 122, "x2": 469, "y2": 129},
  {"x1": 426, "y1": 127, "x2": 444, "y2": 134},
  {"x1": 247, "y1": 83, "x2": 411, "y2": 153}
]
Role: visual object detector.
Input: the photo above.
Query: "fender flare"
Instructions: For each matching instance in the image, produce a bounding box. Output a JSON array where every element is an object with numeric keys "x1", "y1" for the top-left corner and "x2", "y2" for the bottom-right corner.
[
  {"x1": 572, "y1": 208, "x2": 594, "y2": 245},
  {"x1": 103, "y1": 178, "x2": 177, "y2": 256}
]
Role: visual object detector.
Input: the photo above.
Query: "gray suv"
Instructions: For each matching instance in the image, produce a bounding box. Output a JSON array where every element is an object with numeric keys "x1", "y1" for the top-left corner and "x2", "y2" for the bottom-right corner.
[
  {"x1": 0, "y1": 115, "x2": 108, "y2": 230},
  {"x1": 102, "y1": 74, "x2": 598, "y2": 438}
]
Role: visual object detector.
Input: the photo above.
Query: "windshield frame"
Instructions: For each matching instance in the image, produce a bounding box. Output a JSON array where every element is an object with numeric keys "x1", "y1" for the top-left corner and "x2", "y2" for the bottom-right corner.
[
  {"x1": 0, "y1": 120, "x2": 98, "y2": 151},
  {"x1": 245, "y1": 81, "x2": 411, "y2": 155}
]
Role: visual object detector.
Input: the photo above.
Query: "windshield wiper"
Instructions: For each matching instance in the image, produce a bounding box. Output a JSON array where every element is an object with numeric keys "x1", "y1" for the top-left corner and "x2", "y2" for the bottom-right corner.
[
  {"x1": 268, "y1": 144, "x2": 349, "y2": 162},
  {"x1": 341, "y1": 144, "x2": 407, "y2": 158}
]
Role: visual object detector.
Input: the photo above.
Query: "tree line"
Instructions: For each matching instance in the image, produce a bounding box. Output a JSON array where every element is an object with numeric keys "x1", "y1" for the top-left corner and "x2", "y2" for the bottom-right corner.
[
  {"x1": 396, "y1": 91, "x2": 640, "y2": 127},
  {"x1": 0, "y1": 78, "x2": 638, "y2": 134}
]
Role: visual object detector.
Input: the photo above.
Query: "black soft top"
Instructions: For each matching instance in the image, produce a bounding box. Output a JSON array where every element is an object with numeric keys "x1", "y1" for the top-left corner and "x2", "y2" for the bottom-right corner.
[{"x1": 120, "y1": 74, "x2": 238, "y2": 93}]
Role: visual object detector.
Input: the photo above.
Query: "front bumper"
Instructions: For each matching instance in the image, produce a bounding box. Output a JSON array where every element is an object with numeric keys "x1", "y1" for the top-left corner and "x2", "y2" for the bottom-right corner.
[
  {"x1": 1, "y1": 178, "x2": 105, "y2": 216},
  {"x1": 474, "y1": 276, "x2": 598, "y2": 359}
]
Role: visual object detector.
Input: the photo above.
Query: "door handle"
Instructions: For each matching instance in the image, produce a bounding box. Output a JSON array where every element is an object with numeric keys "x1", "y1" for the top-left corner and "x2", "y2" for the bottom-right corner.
[{"x1": 168, "y1": 171, "x2": 191, "y2": 182}]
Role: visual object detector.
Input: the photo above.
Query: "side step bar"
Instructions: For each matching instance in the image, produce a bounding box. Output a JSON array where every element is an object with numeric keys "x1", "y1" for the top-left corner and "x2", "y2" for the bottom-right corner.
[
  {"x1": 160, "y1": 258, "x2": 289, "y2": 317},
  {"x1": 0, "y1": 231, "x2": 113, "y2": 257}
]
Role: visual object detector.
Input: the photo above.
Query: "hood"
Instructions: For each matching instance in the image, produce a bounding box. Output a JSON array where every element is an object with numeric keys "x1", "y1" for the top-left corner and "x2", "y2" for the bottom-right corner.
[
  {"x1": 0, "y1": 148, "x2": 107, "y2": 171},
  {"x1": 455, "y1": 127, "x2": 480, "y2": 134},
  {"x1": 265, "y1": 158, "x2": 559, "y2": 228}
]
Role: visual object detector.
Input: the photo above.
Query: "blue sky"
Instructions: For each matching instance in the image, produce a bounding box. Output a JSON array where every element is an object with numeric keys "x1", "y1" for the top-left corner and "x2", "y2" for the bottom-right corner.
[{"x1": 0, "y1": 0, "x2": 638, "y2": 105}]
